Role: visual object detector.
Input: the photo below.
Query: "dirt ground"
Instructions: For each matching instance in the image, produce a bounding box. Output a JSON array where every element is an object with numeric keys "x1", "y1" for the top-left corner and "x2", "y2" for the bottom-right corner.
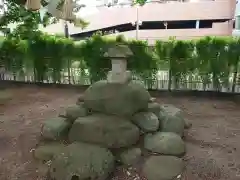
[{"x1": 0, "y1": 87, "x2": 240, "y2": 180}]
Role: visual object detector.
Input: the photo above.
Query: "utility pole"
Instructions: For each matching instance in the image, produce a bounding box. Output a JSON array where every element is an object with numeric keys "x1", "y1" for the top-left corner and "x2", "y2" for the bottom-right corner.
[
  {"x1": 136, "y1": 5, "x2": 139, "y2": 39},
  {"x1": 64, "y1": 21, "x2": 69, "y2": 38},
  {"x1": 131, "y1": 5, "x2": 142, "y2": 40},
  {"x1": 64, "y1": 20, "x2": 71, "y2": 84}
]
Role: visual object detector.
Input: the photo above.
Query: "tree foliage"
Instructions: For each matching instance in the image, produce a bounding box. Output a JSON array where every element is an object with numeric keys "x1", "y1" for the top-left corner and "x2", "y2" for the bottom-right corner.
[
  {"x1": 0, "y1": 0, "x2": 88, "y2": 39},
  {"x1": 134, "y1": 0, "x2": 148, "y2": 5},
  {"x1": 0, "y1": 0, "x2": 53, "y2": 39}
]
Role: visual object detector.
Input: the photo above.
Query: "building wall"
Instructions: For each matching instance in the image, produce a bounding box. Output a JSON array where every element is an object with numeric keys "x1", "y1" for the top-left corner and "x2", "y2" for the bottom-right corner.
[
  {"x1": 105, "y1": 26, "x2": 232, "y2": 45},
  {"x1": 70, "y1": 0, "x2": 236, "y2": 41}
]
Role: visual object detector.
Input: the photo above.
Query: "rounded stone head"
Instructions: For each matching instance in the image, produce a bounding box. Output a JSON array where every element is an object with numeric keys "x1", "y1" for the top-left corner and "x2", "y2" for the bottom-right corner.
[{"x1": 104, "y1": 44, "x2": 133, "y2": 59}]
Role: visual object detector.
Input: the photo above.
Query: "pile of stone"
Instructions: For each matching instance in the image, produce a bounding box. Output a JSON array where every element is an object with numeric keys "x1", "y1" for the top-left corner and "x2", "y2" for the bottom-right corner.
[{"x1": 33, "y1": 44, "x2": 191, "y2": 180}]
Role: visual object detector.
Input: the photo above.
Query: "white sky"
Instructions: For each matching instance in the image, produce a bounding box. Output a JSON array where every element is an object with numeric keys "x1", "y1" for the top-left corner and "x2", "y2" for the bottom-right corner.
[{"x1": 76, "y1": 0, "x2": 100, "y2": 17}]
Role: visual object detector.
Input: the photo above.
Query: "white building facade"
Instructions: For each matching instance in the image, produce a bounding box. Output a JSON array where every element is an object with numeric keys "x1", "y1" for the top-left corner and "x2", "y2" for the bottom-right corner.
[{"x1": 70, "y1": 0, "x2": 236, "y2": 44}]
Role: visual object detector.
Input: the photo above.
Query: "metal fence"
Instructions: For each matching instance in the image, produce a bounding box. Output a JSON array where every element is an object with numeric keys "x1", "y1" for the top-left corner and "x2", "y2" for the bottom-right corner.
[{"x1": 1, "y1": 68, "x2": 240, "y2": 93}]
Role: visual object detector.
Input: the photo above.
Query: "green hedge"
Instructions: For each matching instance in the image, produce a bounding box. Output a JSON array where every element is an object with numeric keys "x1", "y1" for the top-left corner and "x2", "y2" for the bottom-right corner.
[
  {"x1": 0, "y1": 34, "x2": 239, "y2": 91},
  {"x1": 0, "y1": 33, "x2": 158, "y2": 83},
  {"x1": 155, "y1": 36, "x2": 240, "y2": 91}
]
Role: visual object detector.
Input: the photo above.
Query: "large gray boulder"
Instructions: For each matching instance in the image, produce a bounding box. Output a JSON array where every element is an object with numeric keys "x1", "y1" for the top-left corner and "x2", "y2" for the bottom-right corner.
[
  {"x1": 49, "y1": 142, "x2": 115, "y2": 180},
  {"x1": 144, "y1": 132, "x2": 186, "y2": 156},
  {"x1": 159, "y1": 104, "x2": 185, "y2": 136},
  {"x1": 142, "y1": 156, "x2": 184, "y2": 180},
  {"x1": 160, "y1": 104, "x2": 183, "y2": 118},
  {"x1": 76, "y1": 95, "x2": 84, "y2": 105},
  {"x1": 83, "y1": 80, "x2": 151, "y2": 116},
  {"x1": 64, "y1": 104, "x2": 89, "y2": 122},
  {"x1": 119, "y1": 148, "x2": 142, "y2": 166},
  {"x1": 41, "y1": 117, "x2": 71, "y2": 140},
  {"x1": 34, "y1": 143, "x2": 66, "y2": 162},
  {"x1": 68, "y1": 114, "x2": 140, "y2": 148},
  {"x1": 148, "y1": 102, "x2": 161, "y2": 116},
  {"x1": 132, "y1": 112, "x2": 159, "y2": 133}
]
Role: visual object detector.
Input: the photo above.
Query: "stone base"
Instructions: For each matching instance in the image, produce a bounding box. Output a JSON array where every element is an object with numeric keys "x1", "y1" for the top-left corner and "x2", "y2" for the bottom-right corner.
[
  {"x1": 35, "y1": 83, "x2": 190, "y2": 180},
  {"x1": 107, "y1": 70, "x2": 131, "y2": 84}
]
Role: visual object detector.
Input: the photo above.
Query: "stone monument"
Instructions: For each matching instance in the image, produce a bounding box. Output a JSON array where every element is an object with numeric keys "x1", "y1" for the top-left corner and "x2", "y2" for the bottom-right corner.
[
  {"x1": 104, "y1": 44, "x2": 132, "y2": 84},
  {"x1": 34, "y1": 43, "x2": 190, "y2": 180}
]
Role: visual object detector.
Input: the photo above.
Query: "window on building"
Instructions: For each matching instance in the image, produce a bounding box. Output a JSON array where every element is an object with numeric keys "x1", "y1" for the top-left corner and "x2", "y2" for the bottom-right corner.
[{"x1": 235, "y1": 16, "x2": 240, "y2": 30}]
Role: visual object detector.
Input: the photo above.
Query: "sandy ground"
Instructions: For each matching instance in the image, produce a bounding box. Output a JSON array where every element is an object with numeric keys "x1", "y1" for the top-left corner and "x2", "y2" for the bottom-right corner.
[{"x1": 0, "y1": 87, "x2": 240, "y2": 180}]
